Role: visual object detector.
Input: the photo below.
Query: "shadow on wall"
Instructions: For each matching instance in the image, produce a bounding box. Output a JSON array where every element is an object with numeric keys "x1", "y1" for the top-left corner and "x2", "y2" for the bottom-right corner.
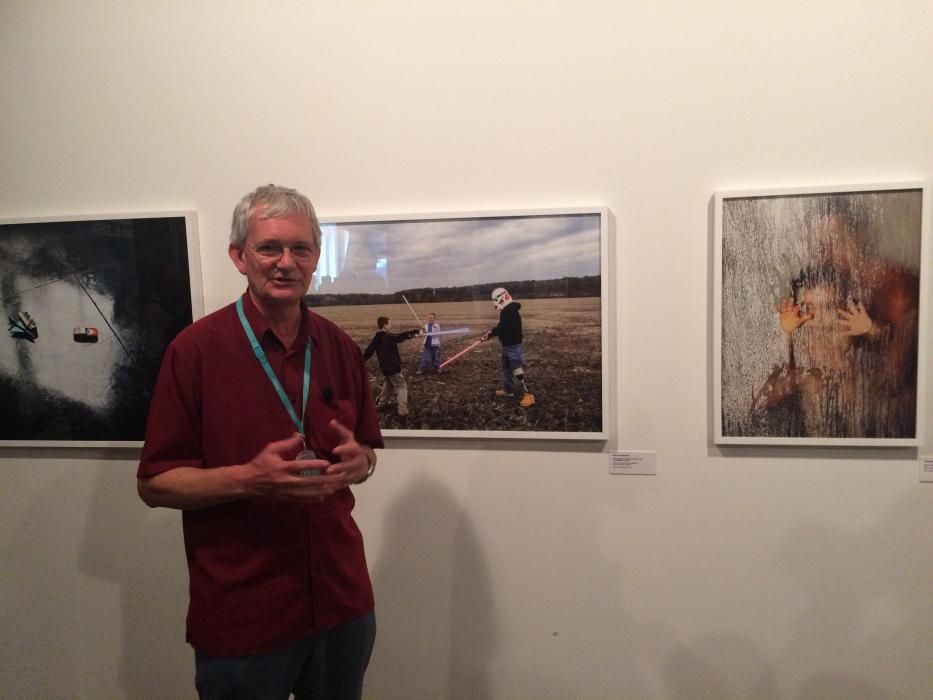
[
  {"x1": 0, "y1": 460, "x2": 190, "y2": 699},
  {"x1": 367, "y1": 478, "x2": 497, "y2": 699},
  {"x1": 660, "y1": 488, "x2": 932, "y2": 699},
  {"x1": 776, "y1": 489, "x2": 933, "y2": 699},
  {"x1": 365, "y1": 468, "x2": 676, "y2": 699},
  {"x1": 78, "y1": 462, "x2": 191, "y2": 699},
  {"x1": 453, "y1": 467, "x2": 667, "y2": 699},
  {"x1": 0, "y1": 467, "x2": 93, "y2": 698},
  {"x1": 663, "y1": 635, "x2": 780, "y2": 700}
]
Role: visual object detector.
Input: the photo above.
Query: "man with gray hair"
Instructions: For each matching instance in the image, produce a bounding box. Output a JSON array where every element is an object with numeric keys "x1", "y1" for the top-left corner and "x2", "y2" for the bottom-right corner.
[{"x1": 138, "y1": 184, "x2": 382, "y2": 699}]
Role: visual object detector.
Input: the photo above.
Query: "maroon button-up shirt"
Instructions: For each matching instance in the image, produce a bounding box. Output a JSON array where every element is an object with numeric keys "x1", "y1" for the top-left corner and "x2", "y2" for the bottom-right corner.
[{"x1": 138, "y1": 292, "x2": 383, "y2": 657}]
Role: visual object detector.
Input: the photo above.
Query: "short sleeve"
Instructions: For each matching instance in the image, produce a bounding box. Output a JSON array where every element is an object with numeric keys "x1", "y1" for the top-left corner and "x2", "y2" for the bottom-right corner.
[{"x1": 137, "y1": 340, "x2": 206, "y2": 478}]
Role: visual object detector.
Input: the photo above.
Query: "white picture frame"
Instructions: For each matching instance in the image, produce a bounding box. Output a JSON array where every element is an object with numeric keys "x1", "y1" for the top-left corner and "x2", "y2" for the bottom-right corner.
[
  {"x1": 713, "y1": 182, "x2": 928, "y2": 446},
  {"x1": 312, "y1": 206, "x2": 612, "y2": 440}
]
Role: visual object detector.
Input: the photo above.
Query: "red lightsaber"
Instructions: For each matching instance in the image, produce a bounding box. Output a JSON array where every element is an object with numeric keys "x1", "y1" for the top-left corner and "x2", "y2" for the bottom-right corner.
[{"x1": 439, "y1": 339, "x2": 484, "y2": 369}]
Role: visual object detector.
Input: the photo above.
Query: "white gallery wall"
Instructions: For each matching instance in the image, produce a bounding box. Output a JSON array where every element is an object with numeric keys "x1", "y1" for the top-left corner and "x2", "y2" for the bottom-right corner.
[{"x1": 2, "y1": 2, "x2": 932, "y2": 698}]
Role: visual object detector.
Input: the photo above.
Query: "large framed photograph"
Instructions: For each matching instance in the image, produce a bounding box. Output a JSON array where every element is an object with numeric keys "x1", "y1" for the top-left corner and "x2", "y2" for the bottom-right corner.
[
  {"x1": 0, "y1": 212, "x2": 203, "y2": 447},
  {"x1": 714, "y1": 183, "x2": 929, "y2": 446},
  {"x1": 312, "y1": 207, "x2": 610, "y2": 439}
]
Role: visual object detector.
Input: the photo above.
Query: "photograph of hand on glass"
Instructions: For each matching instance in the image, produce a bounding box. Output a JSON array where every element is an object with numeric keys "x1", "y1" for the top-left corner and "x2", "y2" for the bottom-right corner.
[{"x1": 717, "y1": 186, "x2": 924, "y2": 444}]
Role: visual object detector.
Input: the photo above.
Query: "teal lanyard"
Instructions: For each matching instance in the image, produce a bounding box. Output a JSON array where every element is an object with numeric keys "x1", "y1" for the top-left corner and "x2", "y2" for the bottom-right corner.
[{"x1": 236, "y1": 297, "x2": 312, "y2": 435}]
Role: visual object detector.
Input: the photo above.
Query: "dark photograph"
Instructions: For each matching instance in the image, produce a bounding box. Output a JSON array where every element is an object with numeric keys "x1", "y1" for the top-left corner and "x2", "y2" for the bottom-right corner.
[{"x1": 0, "y1": 214, "x2": 200, "y2": 445}]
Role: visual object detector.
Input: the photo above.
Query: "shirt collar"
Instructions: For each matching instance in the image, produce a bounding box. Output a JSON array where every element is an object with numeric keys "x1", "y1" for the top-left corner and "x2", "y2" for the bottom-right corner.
[{"x1": 239, "y1": 290, "x2": 314, "y2": 350}]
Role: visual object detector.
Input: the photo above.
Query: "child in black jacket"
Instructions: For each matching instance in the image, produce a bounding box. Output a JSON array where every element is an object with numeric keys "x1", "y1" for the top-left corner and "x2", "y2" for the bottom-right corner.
[{"x1": 363, "y1": 316, "x2": 420, "y2": 416}]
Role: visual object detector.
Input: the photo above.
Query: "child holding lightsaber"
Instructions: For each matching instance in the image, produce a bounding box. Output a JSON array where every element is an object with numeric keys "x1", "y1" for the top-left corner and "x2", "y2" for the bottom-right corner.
[{"x1": 417, "y1": 312, "x2": 442, "y2": 373}]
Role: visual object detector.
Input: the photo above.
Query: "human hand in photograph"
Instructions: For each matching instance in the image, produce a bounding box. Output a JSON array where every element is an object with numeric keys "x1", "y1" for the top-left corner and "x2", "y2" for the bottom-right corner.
[
  {"x1": 777, "y1": 297, "x2": 812, "y2": 336},
  {"x1": 837, "y1": 300, "x2": 875, "y2": 338}
]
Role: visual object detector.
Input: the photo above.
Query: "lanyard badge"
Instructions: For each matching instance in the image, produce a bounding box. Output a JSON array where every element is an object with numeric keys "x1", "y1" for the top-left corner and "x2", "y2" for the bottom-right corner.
[{"x1": 236, "y1": 297, "x2": 319, "y2": 474}]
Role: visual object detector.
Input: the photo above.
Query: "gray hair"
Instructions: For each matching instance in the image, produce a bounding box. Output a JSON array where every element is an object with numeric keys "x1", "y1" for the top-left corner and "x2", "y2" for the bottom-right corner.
[{"x1": 230, "y1": 184, "x2": 322, "y2": 249}]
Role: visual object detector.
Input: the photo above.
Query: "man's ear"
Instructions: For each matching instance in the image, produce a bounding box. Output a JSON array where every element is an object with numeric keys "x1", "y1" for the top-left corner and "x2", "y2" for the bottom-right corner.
[{"x1": 229, "y1": 244, "x2": 247, "y2": 274}]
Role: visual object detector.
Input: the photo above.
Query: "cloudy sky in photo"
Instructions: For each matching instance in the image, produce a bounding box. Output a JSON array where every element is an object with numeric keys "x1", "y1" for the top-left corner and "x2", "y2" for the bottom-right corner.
[{"x1": 314, "y1": 213, "x2": 601, "y2": 294}]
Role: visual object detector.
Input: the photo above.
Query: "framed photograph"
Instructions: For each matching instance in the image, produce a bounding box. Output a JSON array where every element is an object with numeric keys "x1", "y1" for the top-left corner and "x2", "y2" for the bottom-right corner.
[
  {"x1": 311, "y1": 207, "x2": 610, "y2": 439},
  {"x1": 714, "y1": 183, "x2": 929, "y2": 446},
  {"x1": 0, "y1": 212, "x2": 203, "y2": 447}
]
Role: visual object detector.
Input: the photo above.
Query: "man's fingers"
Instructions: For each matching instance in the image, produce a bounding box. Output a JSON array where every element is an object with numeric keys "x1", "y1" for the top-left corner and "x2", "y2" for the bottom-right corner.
[
  {"x1": 294, "y1": 457, "x2": 330, "y2": 475},
  {"x1": 265, "y1": 433, "x2": 305, "y2": 456}
]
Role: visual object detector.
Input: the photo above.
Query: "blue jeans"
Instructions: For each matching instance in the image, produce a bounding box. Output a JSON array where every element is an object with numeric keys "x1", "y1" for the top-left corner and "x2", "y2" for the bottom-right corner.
[
  {"x1": 419, "y1": 345, "x2": 441, "y2": 371},
  {"x1": 501, "y1": 343, "x2": 524, "y2": 392},
  {"x1": 194, "y1": 610, "x2": 376, "y2": 700}
]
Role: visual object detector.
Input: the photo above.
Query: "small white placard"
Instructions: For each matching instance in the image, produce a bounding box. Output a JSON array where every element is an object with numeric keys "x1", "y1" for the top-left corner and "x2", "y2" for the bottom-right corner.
[
  {"x1": 610, "y1": 450, "x2": 657, "y2": 476},
  {"x1": 920, "y1": 456, "x2": 933, "y2": 483}
]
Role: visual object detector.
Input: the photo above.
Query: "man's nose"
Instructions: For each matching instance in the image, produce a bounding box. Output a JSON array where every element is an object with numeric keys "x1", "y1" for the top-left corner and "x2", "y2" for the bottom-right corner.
[{"x1": 276, "y1": 247, "x2": 297, "y2": 267}]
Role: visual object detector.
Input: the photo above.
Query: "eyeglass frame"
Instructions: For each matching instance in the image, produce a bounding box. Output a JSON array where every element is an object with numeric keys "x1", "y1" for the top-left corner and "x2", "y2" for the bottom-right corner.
[{"x1": 245, "y1": 241, "x2": 318, "y2": 261}]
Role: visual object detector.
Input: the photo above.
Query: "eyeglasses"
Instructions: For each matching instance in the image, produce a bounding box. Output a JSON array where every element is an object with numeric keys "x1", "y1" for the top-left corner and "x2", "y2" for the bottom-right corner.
[{"x1": 247, "y1": 242, "x2": 317, "y2": 261}]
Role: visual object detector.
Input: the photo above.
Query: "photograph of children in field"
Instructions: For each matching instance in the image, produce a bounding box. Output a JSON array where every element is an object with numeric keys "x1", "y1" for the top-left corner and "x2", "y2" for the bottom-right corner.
[
  {"x1": 718, "y1": 187, "x2": 925, "y2": 443},
  {"x1": 308, "y1": 211, "x2": 606, "y2": 437}
]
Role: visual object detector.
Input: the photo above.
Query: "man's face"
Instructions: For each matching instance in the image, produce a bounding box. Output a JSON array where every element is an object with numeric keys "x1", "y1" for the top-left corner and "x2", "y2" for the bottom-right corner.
[
  {"x1": 229, "y1": 207, "x2": 320, "y2": 310},
  {"x1": 798, "y1": 285, "x2": 837, "y2": 327},
  {"x1": 813, "y1": 215, "x2": 859, "y2": 276}
]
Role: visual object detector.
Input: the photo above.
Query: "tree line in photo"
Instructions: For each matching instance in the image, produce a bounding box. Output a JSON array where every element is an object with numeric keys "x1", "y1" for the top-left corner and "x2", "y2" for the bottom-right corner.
[{"x1": 306, "y1": 274, "x2": 600, "y2": 307}]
